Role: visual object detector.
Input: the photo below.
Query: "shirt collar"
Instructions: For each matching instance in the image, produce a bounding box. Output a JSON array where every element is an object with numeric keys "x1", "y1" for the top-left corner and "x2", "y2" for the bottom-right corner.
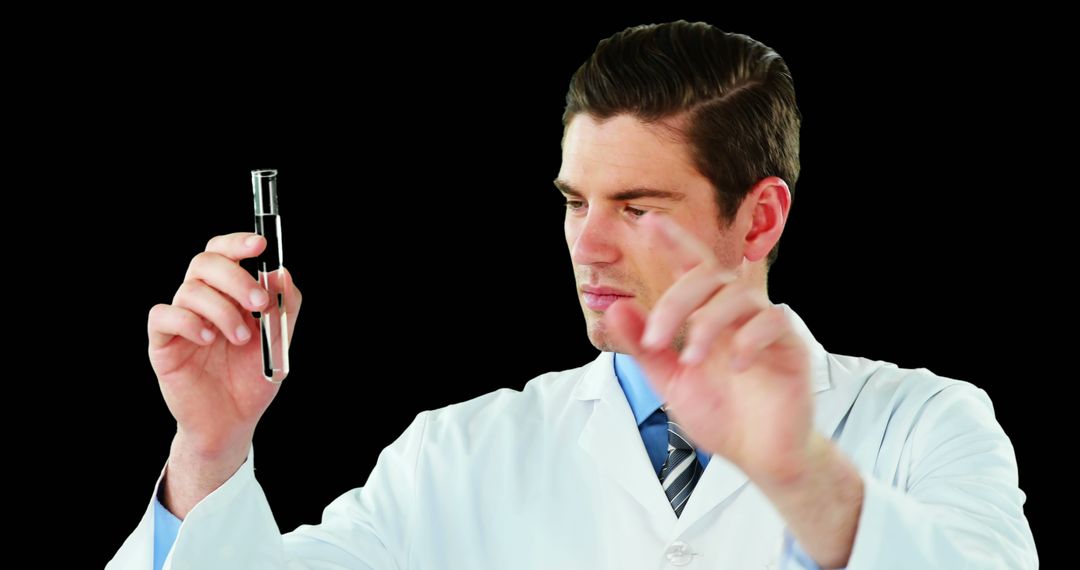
[{"x1": 614, "y1": 352, "x2": 663, "y2": 426}]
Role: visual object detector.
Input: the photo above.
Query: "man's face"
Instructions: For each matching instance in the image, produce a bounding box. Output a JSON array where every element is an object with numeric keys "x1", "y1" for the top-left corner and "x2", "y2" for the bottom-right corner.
[{"x1": 558, "y1": 113, "x2": 745, "y2": 353}]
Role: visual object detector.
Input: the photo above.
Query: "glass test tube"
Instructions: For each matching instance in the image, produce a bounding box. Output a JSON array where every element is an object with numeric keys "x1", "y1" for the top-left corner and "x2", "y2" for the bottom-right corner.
[{"x1": 252, "y1": 169, "x2": 289, "y2": 382}]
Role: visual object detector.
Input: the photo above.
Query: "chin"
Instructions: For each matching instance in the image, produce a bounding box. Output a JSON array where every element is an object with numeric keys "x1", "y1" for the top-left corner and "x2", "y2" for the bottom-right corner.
[
  {"x1": 585, "y1": 315, "x2": 687, "y2": 354},
  {"x1": 585, "y1": 317, "x2": 622, "y2": 353}
]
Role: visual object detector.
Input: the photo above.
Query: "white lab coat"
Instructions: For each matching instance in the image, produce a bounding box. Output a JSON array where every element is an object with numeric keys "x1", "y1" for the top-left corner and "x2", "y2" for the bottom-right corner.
[{"x1": 108, "y1": 304, "x2": 1038, "y2": 569}]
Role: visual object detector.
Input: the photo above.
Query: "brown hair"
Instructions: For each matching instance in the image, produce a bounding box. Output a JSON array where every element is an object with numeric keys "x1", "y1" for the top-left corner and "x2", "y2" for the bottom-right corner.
[{"x1": 562, "y1": 20, "x2": 801, "y2": 271}]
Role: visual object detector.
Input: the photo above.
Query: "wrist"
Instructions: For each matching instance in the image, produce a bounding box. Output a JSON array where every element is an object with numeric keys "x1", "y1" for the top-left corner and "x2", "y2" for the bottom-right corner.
[
  {"x1": 173, "y1": 425, "x2": 254, "y2": 462},
  {"x1": 163, "y1": 431, "x2": 252, "y2": 519},
  {"x1": 756, "y1": 434, "x2": 863, "y2": 569}
]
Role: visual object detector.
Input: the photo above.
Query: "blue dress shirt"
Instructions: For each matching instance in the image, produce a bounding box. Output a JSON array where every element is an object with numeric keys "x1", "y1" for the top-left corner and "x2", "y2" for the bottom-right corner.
[
  {"x1": 153, "y1": 488, "x2": 181, "y2": 570},
  {"x1": 614, "y1": 351, "x2": 713, "y2": 473}
]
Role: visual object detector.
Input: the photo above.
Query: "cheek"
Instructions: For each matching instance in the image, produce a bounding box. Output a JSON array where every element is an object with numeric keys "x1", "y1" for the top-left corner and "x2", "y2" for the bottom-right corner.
[
  {"x1": 641, "y1": 253, "x2": 679, "y2": 298},
  {"x1": 640, "y1": 274, "x2": 670, "y2": 307}
]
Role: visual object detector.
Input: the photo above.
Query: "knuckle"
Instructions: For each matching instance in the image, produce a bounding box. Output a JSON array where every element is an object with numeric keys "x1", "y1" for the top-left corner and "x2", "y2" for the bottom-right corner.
[
  {"x1": 193, "y1": 250, "x2": 214, "y2": 266},
  {"x1": 174, "y1": 280, "x2": 197, "y2": 299},
  {"x1": 186, "y1": 252, "x2": 207, "y2": 279},
  {"x1": 148, "y1": 303, "x2": 167, "y2": 323},
  {"x1": 189, "y1": 251, "x2": 224, "y2": 281}
]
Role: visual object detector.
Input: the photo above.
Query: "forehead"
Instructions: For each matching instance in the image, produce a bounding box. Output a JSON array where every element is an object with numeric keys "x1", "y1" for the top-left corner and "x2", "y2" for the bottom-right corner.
[{"x1": 559, "y1": 114, "x2": 703, "y2": 193}]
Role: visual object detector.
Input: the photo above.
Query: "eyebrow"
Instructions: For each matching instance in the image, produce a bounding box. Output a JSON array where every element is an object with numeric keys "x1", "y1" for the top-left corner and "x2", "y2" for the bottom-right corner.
[{"x1": 553, "y1": 178, "x2": 687, "y2": 202}]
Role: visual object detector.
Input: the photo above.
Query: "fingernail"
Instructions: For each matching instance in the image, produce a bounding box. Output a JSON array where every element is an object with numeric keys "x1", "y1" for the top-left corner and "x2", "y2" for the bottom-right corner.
[
  {"x1": 250, "y1": 288, "x2": 268, "y2": 307},
  {"x1": 200, "y1": 328, "x2": 215, "y2": 343},
  {"x1": 236, "y1": 324, "x2": 251, "y2": 342},
  {"x1": 246, "y1": 235, "x2": 262, "y2": 247}
]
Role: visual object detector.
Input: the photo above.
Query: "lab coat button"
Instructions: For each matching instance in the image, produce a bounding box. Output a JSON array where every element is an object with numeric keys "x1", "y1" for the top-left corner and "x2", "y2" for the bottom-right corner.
[{"x1": 665, "y1": 540, "x2": 694, "y2": 565}]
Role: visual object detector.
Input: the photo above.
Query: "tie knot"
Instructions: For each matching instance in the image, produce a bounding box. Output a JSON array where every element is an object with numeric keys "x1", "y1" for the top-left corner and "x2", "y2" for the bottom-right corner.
[{"x1": 667, "y1": 419, "x2": 695, "y2": 451}]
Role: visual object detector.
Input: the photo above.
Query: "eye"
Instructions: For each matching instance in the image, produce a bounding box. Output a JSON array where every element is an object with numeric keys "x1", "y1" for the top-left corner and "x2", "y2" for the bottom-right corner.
[
  {"x1": 564, "y1": 200, "x2": 585, "y2": 212},
  {"x1": 626, "y1": 206, "x2": 647, "y2": 219}
]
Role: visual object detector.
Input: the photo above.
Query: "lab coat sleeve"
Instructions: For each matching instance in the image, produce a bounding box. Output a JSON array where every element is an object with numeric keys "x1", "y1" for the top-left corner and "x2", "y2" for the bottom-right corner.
[
  {"x1": 107, "y1": 410, "x2": 430, "y2": 569},
  {"x1": 842, "y1": 383, "x2": 1038, "y2": 569}
]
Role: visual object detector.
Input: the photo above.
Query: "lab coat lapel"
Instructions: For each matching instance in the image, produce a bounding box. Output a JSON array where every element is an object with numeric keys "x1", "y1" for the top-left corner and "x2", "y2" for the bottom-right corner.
[{"x1": 574, "y1": 351, "x2": 679, "y2": 537}]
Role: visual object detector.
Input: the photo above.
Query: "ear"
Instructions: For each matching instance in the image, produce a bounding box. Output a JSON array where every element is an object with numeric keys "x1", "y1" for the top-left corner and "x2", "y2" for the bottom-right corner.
[{"x1": 740, "y1": 176, "x2": 791, "y2": 263}]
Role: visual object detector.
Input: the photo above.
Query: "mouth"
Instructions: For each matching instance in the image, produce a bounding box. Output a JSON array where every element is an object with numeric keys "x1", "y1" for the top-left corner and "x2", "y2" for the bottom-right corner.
[{"x1": 581, "y1": 287, "x2": 633, "y2": 312}]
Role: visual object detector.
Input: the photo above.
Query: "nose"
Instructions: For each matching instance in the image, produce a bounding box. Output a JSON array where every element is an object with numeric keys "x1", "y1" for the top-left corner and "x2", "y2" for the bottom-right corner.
[{"x1": 568, "y1": 208, "x2": 621, "y2": 266}]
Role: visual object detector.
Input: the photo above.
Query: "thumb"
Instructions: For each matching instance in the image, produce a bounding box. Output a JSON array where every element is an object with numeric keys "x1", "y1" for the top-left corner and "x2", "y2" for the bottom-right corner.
[{"x1": 604, "y1": 298, "x2": 680, "y2": 398}]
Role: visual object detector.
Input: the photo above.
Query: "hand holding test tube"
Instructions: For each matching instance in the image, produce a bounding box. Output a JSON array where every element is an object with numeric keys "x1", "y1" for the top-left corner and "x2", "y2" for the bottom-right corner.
[{"x1": 142, "y1": 168, "x2": 303, "y2": 518}]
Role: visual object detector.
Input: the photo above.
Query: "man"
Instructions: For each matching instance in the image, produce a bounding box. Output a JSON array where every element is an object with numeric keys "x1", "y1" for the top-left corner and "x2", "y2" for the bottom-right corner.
[{"x1": 109, "y1": 20, "x2": 1037, "y2": 569}]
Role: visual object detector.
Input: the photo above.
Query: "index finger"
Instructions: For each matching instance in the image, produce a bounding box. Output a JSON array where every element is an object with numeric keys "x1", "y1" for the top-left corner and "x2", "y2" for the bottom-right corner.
[
  {"x1": 205, "y1": 232, "x2": 266, "y2": 262},
  {"x1": 643, "y1": 213, "x2": 718, "y2": 275}
]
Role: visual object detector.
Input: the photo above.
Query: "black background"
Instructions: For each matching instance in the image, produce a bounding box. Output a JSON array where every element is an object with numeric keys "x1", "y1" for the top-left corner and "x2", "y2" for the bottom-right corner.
[{"x1": 23, "y1": 10, "x2": 1063, "y2": 566}]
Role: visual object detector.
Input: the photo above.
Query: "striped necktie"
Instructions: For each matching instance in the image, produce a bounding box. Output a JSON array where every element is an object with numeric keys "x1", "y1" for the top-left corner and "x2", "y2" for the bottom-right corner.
[{"x1": 658, "y1": 405, "x2": 702, "y2": 517}]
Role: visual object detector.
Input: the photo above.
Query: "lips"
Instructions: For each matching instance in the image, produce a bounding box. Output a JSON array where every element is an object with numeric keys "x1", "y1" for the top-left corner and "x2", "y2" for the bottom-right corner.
[
  {"x1": 581, "y1": 286, "x2": 633, "y2": 297},
  {"x1": 581, "y1": 286, "x2": 633, "y2": 311}
]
